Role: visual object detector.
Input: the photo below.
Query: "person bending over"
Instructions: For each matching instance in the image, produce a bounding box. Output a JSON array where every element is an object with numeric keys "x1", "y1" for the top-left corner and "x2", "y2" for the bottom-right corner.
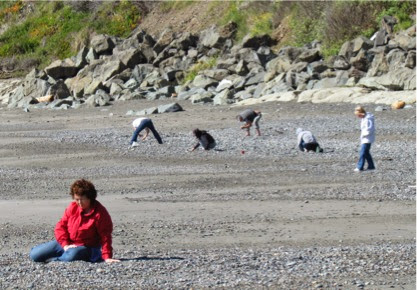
[
  {"x1": 189, "y1": 128, "x2": 216, "y2": 151},
  {"x1": 29, "y1": 179, "x2": 120, "y2": 264},
  {"x1": 237, "y1": 109, "x2": 262, "y2": 136},
  {"x1": 130, "y1": 117, "x2": 163, "y2": 147},
  {"x1": 296, "y1": 128, "x2": 323, "y2": 153}
]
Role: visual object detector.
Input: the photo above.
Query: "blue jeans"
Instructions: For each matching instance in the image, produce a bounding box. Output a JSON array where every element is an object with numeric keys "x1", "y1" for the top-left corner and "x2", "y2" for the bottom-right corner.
[
  {"x1": 357, "y1": 143, "x2": 375, "y2": 170},
  {"x1": 130, "y1": 119, "x2": 163, "y2": 144},
  {"x1": 29, "y1": 240, "x2": 102, "y2": 263}
]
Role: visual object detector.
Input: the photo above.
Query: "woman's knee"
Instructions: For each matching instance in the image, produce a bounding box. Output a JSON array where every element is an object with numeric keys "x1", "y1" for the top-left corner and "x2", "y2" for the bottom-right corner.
[
  {"x1": 59, "y1": 247, "x2": 89, "y2": 262},
  {"x1": 29, "y1": 248, "x2": 43, "y2": 262},
  {"x1": 29, "y1": 241, "x2": 61, "y2": 262}
]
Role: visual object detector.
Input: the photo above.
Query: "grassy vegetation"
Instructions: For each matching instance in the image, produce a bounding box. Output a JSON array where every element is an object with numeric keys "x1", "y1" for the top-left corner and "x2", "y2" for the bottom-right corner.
[
  {"x1": 283, "y1": 0, "x2": 415, "y2": 59},
  {"x1": 159, "y1": 0, "x2": 195, "y2": 13},
  {"x1": 0, "y1": 1, "x2": 141, "y2": 68},
  {"x1": 182, "y1": 57, "x2": 218, "y2": 84},
  {"x1": 220, "y1": 1, "x2": 275, "y2": 41},
  {"x1": 0, "y1": 0, "x2": 414, "y2": 76}
]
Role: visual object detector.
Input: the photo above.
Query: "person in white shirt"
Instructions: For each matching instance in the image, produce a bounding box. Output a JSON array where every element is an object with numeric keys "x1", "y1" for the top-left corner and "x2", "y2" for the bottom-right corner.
[
  {"x1": 296, "y1": 128, "x2": 323, "y2": 152},
  {"x1": 130, "y1": 118, "x2": 163, "y2": 147},
  {"x1": 354, "y1": 106, "x2": 375, "y2": 172}
]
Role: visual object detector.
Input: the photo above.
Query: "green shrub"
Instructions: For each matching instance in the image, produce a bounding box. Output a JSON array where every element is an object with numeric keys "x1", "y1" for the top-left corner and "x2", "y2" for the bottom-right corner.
[
  {"x1": 251, "y1": 12, "x2": 273, "y2": 37},
  {"x1": 220, "y1": 1, "x2": 248, "y2": 41},
  {"x1": 0, "y1": 1, "x2": 142, "y2": 69},
  {"x1": 92, "y1": 1, "x2": 140, "y2": 37},
  {"x1": 377, "y1": 1, "x2": 415, "y2": 31},
  {"x1": 182, "y1": 57, "x2": 218, "y2": 84}
]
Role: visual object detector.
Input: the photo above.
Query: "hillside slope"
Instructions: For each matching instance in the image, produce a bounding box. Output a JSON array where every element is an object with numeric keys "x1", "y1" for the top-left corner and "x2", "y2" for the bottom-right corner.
[{"x1": 0, "y1": 1, "x2": 414, "y2": 78}]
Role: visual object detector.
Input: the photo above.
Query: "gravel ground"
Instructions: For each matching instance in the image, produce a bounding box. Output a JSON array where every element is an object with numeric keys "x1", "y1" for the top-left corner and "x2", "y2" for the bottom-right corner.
[{"x1": 0, "y1": 99, "x2": 415, "y2": 289}]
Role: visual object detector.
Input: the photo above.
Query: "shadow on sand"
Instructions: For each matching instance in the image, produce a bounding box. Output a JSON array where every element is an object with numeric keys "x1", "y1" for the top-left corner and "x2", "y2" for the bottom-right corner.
[{"x1": 119, "y1": 256, "x2": 185, "y2": 262}]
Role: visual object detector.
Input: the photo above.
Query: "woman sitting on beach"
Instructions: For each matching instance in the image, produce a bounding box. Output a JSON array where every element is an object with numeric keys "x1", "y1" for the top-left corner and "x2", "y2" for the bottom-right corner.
[
  {"x1": 29, "y1": 179, "x2": 120, "y2": 263},
  {"x1": 189, "y1": 128, "x2": 216, "y2": 152}
]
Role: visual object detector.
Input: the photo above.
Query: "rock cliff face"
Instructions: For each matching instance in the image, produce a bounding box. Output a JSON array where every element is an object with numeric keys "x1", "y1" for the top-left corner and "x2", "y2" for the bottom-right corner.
[{"x1": 1, "y1": 18, "x2": 416, "y2": 111}]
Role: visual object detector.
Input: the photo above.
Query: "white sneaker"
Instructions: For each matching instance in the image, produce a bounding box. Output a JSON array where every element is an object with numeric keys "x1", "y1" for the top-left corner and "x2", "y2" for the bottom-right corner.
[
  {"x1": 354, "y1": 168, "x2": 362, "y2": 172},
  {"x1": 130, "y1": 141, "x2": 139, "y2": 148}
]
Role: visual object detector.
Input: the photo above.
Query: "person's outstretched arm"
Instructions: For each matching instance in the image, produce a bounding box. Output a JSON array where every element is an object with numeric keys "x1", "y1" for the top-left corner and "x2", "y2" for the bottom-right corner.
[
  {"x1": 241, "y1": 121, "x2": 252, "y2": 129},
  {"x1": 141, "y1": 128, "x2": 150, "y2": 140},
  {"x1": 189, "y1": 142, "x2": 200, "y2": 152}
]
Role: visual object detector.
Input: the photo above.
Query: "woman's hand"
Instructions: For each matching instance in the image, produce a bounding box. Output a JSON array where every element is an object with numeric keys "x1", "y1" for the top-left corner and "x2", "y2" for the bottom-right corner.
[
  {"x1": 63, "y1": 245, "x2": 77, "y2": 251},
  {"x1": 105, "y1": 258, "x2": 121, "y2": 263}
]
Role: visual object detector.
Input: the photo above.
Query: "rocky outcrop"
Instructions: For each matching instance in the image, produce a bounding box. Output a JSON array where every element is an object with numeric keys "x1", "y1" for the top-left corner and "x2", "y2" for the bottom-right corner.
[{"x1": 3, "y1": 18, "x2": 416, "y2": 110}]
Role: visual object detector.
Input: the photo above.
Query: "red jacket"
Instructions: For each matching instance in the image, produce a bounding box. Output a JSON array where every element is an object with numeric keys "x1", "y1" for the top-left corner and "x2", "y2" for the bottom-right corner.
[{"x1": 55, "y1": 200, "x2": 114, "y2": 260}]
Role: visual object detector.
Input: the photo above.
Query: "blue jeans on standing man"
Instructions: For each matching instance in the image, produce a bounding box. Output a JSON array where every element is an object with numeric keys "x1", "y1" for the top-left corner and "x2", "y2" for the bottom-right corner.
[
  {"x1": 29, "y1": 240, "x2": 102, "y2": 263},
  {"x1": 357, "y1": 143, "x2": 375, "y2": 170},
  {"x1": 130, "y1": 119, "x2": 163, "y2": 144}
]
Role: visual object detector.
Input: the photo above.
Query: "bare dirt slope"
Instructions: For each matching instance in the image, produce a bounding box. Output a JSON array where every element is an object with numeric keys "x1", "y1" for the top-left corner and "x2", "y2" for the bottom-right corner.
[{"x1": 139, "y1": 2, "x2": 228, "y2": 38}]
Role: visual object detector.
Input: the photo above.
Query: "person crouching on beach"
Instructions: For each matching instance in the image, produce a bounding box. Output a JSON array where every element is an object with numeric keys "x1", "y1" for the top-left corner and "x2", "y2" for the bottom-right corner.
[
  {"x1": 237, "y1": 109, "x2": 262, "y2": 137},
  {"x1": 354, "y1": 106, "x2": 376, "y2": 172},
  {"x1": 189, "y1": 128, "x2": 216, "y2": 152},
  {"x1": 296, "y1": 128, "x2": 323, "y2": 153},
  {"x1": 29, "y1": 179, "x2": 120, "y2": 263},
  {"x1": 130, "y1": 117, "x2": 163, "y2": 148}
]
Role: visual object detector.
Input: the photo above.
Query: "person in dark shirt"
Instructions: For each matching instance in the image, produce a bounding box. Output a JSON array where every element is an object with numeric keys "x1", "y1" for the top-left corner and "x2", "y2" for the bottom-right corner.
[
  {"x1": 237, "y1": 109, "x2": 262, "y2": 136},
  {"x1": 189, "y1": 128, "x2": 216, "y2": 151}
]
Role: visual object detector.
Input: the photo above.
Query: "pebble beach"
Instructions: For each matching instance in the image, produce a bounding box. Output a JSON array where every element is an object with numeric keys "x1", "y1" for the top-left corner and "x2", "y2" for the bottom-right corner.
[{"x1": 0, "y1": 99, "x2": 415, "y2": 289}]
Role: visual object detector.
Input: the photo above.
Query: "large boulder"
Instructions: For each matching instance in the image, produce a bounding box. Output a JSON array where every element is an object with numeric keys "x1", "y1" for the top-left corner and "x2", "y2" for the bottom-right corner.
[
  {"x1": 157, "y1": 102, "x2": 183, "y2": 113},
  {"x1": 45, "y1": 58, "x2": 79, "y2": 80},
  {"x1": 74, "y1": 46, "x2": 89, "y2": 69},
  {"x1": 359, "y1": 67, "x2": 416, "y2": 90},
  {"x1": 93, "y1": 60, "x2": 126, "y2": 82},
  {"x1": 234, "y1": 91, "x2": 297, "y2": 106},
  {"x1": 190, "y1": 90, "x2": 213, "y2": 103},
  {"x1": 47, "y1": 80, "x2": 71, "y2": 99},
  {"x1": 199, "y1": 26, "x2": 226, "y2": 49},
  {"x1": 350, "y1": 49, "x2": 370, "y2": 71},
  {"x1": 191, "y1": 75, "x2": 218, "y2": 89},
  {"x1": 265, "y1": 55, "x2": 292, "y2": 74},
  {"x1": 376, "y1": 67, "x2": 416, "y2": 90},
  {"x1": 351, "y1": 36, "x2": 373, "y2": 54},
  {"x1": 132, "y1": 64, "x2": 157, "y2": 83},
  {"x1": 213, "y1": 88, "x2": 234, "y2": 105},
  {"x1": 202, "y1": 69, "x2": 230, "y2": 81},
  {"x1": 386, "y1": 49, "x2": 407, "y2": 70},
  {"x1": 405, "y1": 51, "x2": 416, "y2": 69},
  {"x1": 241, "y1": 34, "x2": 275, "y2": 50},
  {"x1": 277, "y1": 46, "x2": 304, "y2": 62},
  {"x1": 90, "y1": 34, "x2": 115, "y2": 55},
  {"x1": 366, "y1": 51, "x2": 389, "y2": 77},
  {"x1": 114, "y1": 48, "x2": 146, "y2": 69},
  {"x1": 85, "y1": 90, "x2": 111, "y2": 107},
  {"x1": 331, "y1": 56, "x2": 350, "y2": 70},
  {"x1": 84, "y1": 80, "x2": 105, "y2": 95},
  {"x1": 297, "y1": 48, "x2": 321, "y2": 63},
  {"x1": 153, "y1": 29, "x2": 176, "y2": 54},
  {"x1": 171, "y1": 32, "x2": 198, "y2": 50},
  {"x1": 389, "y1": 32, "x2": 416, "y2": 51},
  {"x1": 65, "y1": 75, "x2": 92, "y2": 98}
]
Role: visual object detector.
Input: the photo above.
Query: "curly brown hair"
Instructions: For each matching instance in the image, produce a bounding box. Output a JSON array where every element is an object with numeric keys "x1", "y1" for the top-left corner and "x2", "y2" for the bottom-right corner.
[{"x1": 70, "y1": 179, "x2": 97, "y2": 202}]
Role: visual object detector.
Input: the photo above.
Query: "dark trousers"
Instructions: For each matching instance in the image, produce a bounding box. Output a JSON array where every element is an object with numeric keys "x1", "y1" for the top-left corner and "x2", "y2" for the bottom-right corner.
[
  {"x1": 130, "y1": 119, "x2": 163, "y2": 144},
  {"x1": 299, "y1": 140, "x2": 319, "y2": 152}
]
